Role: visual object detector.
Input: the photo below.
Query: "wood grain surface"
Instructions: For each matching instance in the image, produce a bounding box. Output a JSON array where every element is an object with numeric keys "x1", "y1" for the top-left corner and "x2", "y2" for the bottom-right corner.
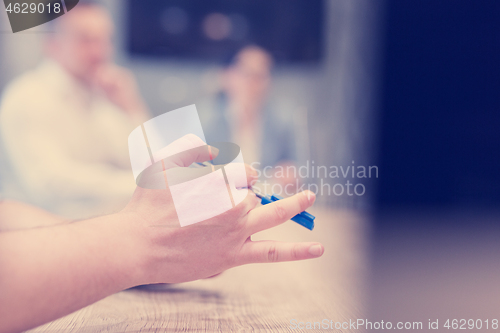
[{"x1": 27, "y1": 207, "x2": 369, "y2": 333}]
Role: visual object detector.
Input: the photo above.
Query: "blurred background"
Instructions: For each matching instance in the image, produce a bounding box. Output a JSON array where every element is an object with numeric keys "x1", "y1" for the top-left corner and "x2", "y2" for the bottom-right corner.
[
  {"x1": 1, "y1": 0, "x2": 500, "y2": 329},
  {"x1": 0, "y1": 0, "x2": 381, "y2": 211},
  {"x1": 371, "y1": 0, "x2": 500, "y2": 327}
]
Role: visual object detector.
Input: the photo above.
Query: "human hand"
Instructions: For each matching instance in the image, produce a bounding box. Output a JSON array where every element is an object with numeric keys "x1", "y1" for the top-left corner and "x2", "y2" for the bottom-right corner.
[
  {"x1": 122, "y1": 135, "x2": 323, "y2": 285},
  {"x1": 94, "y1": 64, "x2": 148, "y2": 121}
]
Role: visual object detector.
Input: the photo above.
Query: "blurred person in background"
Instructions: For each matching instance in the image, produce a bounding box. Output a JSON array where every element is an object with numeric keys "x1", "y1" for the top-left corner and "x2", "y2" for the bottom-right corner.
[
  {"x1": 0, "y1": 1, "x2": 149, "y2": 219},
  {"x1": 202, "y1": 45, "x2": 298, "y2": 190}
]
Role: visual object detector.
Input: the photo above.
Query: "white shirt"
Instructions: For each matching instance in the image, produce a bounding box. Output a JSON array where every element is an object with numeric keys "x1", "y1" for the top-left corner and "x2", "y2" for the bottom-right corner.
[{"x1": 0, "y1": 60, "x2": 137, "y2": 219}]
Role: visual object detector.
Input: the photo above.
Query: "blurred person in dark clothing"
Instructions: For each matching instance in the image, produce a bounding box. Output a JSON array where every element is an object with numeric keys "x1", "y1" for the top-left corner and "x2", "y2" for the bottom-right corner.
[{"x1": 202, "y1": 46, "x2": 298, "y2": 189}]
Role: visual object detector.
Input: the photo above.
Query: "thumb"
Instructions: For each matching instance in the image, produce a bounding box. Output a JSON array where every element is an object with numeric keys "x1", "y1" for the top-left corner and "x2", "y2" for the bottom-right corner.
[
  {"x1": 153, "y1": 134, "x2": 218, "y2": 168},
  {"x1": 162, "y1": 144, "x2": 219, "y2": 169},
  {"x1": 135, "y1": 134, "x2": 219, "y2": 189}
]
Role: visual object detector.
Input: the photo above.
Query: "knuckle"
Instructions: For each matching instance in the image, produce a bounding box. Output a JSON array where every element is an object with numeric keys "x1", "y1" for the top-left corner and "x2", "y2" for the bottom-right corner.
[
  {"x1": 273, "y1": 202, "x2": 287, "y2": 220},
  {"x1": 184, "y1": 133, "x2": 204, "y2": 147},
  {"x1": 298, "y1": 193, "x2": 310, "y2": 212},
  {"x1": 291, "y1": 244, "x2": 300, "y2": 260},
  {"x1": 267, "y1": 244, "x2": 279, "y2": 262}
]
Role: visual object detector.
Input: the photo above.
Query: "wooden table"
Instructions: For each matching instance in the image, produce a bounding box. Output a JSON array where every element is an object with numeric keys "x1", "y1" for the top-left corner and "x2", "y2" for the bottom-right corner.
[{"x1": 27, "y1": 208, "x2": 369, "y2": 333}]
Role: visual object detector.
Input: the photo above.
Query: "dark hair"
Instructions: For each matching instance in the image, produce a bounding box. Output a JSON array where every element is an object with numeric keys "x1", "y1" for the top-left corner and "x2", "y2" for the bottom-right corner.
[{"x1": 222, "y1": 44, "x2": 273, "y2": 68}]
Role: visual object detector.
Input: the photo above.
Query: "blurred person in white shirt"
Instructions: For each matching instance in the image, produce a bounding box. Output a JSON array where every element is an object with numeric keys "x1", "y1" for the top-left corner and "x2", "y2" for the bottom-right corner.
[{"x1": 0, "y1": 1, "x2": 149, "y2": 218}]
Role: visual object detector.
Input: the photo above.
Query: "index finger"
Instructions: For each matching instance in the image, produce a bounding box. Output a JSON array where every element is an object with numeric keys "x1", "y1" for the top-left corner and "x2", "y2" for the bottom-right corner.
[{"x1": 245, "y1": 191, "x2": 315, "y2": 235}]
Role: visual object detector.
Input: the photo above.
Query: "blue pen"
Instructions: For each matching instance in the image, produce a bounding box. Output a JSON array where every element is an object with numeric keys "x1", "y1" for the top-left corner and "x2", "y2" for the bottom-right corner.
[
  {"x1": 250, "y1": 187, "x2": 315, "y2": 230},
  {"x1": 194, "y1": 161, "x2": 316, "y2": 230}
]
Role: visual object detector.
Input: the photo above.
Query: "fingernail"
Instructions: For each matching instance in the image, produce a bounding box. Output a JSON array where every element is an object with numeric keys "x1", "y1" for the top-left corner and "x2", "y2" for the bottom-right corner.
[
  {"x1": 304, "y1": 190, "x2": 316, "y2": 203},
  {"x1": 209, "y1": 146, "x2": 219, "y2": 157},
  {"x1": 308, "y1": 244, "x2": 323, "y2": 256}
]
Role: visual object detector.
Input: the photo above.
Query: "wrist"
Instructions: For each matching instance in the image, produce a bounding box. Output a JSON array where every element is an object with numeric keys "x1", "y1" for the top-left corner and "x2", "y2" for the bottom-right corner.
[
  {"x1": 108, "y1": 211, "x2": 151, "y2": 287},
  {"x1": 76, "y1": 212, "x2": 148, "y2": 289}
]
